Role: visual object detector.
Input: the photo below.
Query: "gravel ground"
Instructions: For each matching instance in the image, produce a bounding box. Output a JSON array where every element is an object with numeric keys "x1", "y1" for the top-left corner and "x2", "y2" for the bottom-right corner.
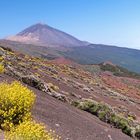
[{"x1": 32, "y1": 87, "x2": 133, "y2": 140}]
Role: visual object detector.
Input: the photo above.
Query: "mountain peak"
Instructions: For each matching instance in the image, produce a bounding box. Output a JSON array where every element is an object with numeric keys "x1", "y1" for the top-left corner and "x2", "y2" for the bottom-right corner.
[
  {"x1": 17, "y1": 23, "x2": 50, "y2": 36},
  {"x1": 6, "y1": 23, "x2": 89, "y2": 47},
  {"x1": 31, "y1": 22, "x2": 49, "y2": 27},
  {"x1": 34, "y1": 22, "x2": 48, "y2": 28},
  {"x1": 36, "y1": 22, "x2": 46, "y2": 25}
]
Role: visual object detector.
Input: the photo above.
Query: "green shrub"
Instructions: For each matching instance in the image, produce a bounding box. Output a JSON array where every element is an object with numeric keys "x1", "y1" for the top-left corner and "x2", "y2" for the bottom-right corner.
[
  {"x1": 0, "y1": 81, "x2": 35, "y2": 130},
  {"x1": 74, "y1": 99, "x2": 133, "y2": 137},
  {"x1": 71, "y1": 100, "x2": 80, "y2": 107},
  {"x1": 98, "y1": 111, "x2": 110, "y2": 122},
  {"x1": 119, "y1": 118, "x2": 129, "y2": 129},
  {"x1": 110, "y1": 114, "x2": 121, "y2": 127},
  {"x1": 122, "y1": 125, "x2": 132, "y2": 136},
  {"x1": 134, "y1": 126, "x2": 140, "y2": 139},
  {"x1": 77, "y1": 100, "x2": 96, "y2": 111},
  {"x1": 110, "y1": 114, "x2": 132, "y2": 136},
  {"x1": 88, "y1": 104, "x2": 100, "y2": 115},
  {"x1": 110, "y1": 114, "x2": 128, "y2": 128}
]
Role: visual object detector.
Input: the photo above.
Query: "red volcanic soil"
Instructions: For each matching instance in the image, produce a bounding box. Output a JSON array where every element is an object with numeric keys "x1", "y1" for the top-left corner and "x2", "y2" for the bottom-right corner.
[
  {"x1": 101, "y1": 72, "x2": 140, "y2": 99},
  {"x1": 51, "y1": 57, "x2": 74, "y2": 65}
]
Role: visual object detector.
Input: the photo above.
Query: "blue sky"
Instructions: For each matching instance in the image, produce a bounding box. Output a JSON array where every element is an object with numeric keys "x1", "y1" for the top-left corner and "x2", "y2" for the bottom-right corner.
[{"x1": 1, "y1": 0, "x2": 140, "y2": 49}]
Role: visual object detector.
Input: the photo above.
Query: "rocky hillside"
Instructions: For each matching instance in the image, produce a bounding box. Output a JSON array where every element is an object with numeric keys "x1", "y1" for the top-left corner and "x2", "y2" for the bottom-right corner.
[
  {"x1": 1, "y1": 38, "x2": 140, "y2": 73},
  {"x1": 1, "y1": 46, "x2": 140, "y2": 139}
]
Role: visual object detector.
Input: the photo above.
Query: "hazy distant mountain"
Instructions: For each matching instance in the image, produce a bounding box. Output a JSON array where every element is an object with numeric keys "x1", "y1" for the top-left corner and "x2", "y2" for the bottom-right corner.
[
  {"x1": 6, "y1": 23, "x2": 89, "y2": 47},
  {"x1": 61, "y1": 44, "x2": 140, "y2": 73}
]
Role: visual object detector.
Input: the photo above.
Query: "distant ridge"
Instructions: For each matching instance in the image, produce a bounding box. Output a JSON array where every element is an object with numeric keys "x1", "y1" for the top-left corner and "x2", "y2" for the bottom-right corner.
[
  {"x1": 2, "y1": 23, "x2": 140, "y2": 73},
  {"x1": 6, "y1": 23, "x2": 89, "y2": 47}
]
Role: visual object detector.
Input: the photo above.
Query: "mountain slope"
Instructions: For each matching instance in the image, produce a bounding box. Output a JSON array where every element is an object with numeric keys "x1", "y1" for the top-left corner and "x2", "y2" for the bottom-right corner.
[
  {"x1": 0, "y1": 74, "x2": 132, "y2": 140},
  {"x1": 1, "y1": 45, "x2": 140, "y2": 139},
  {"x1": 6, "y1": 23, "x2": 88, "y2": 47},
  {"x1": 61, "y1": 44, "x2": 140, "y2": 73},
  {"x1": 84, "y1": 61, "x2": 140, "y2": 79},
  {"x1": 1, "y1": 39, "x2": 140, "y2": 73}
]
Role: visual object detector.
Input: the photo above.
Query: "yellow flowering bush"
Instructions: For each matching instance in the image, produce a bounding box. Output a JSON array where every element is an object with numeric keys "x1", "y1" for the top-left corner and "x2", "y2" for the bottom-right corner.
[
  {"x1": 0, "y1": 64, "x2": 4, "y2": 74},
  {"x1": 5, "y1": 121, "x2": 55, "y2": 140},
  {"x1": 0, "y1": 81, "x2": 35, "y2": 130},
  {"x1": 0, "y1": 81, "x2": 60, "y2": 139}
]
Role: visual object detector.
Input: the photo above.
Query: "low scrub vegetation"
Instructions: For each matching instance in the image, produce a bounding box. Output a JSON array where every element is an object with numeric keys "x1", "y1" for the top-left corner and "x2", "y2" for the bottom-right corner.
[
  {"x1": 72, "y1": 99, "x2": 140, "y2": 139},
  {"x1": 100, "y1": 63, "x2": 140, "y2": 79}
]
